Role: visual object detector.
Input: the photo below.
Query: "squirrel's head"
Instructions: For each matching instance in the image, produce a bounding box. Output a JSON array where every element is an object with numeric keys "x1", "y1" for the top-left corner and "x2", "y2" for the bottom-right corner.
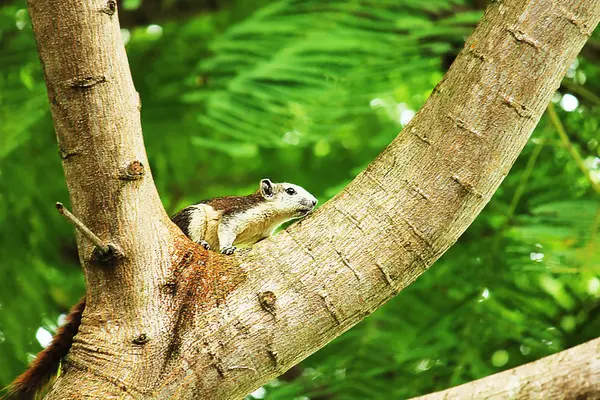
[{"x1": 259, "y1": 178, "x2": 318, "y2": 217}]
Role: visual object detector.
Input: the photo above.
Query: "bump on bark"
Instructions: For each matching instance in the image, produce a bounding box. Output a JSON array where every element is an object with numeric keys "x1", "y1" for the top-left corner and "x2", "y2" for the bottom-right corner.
[
  {"x1": 132, "y1": 334, "x2": 149, "y2": 345},
  {"x1": 119, "y1": 160, "x2": 145, "y2": 181},
  {"x1": 69, "y1": 75, "x2": 107, "y2": 89},
  {"x1": 258, "y1": 291, "x2": 277, "y2": 315},
  {"x1": 59, "y1": 147, "x2": 80, "y2": 161},
  {"x1": 162, "y1": 280, "x2": 178, "y2": 295},
  {"x1": 91, "y1": 243, "x2": 123, "y2": 266},
  {"x1": 100, "y1": 0, "x2": 117, "y2": 16}
]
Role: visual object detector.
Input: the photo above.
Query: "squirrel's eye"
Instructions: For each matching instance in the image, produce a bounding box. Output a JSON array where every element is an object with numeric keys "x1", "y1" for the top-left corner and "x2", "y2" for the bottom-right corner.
[{"x1": 285, "y1": 188, "x2": 296, "y2": 195}]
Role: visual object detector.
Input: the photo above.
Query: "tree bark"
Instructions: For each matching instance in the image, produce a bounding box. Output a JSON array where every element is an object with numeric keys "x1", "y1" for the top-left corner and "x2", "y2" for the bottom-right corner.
[
  {"x1": 411, "y1": 338, "x2": 600, "y2": 400},
  {"x1": 24, "y1": 0, "x2": 600, "y2": 399}
]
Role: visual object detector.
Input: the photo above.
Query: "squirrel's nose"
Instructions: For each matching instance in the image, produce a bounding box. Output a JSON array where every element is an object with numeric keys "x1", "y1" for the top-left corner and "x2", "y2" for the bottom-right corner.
[{"x1": 312, "y1": 200, "x2": 317, "y2": 207}]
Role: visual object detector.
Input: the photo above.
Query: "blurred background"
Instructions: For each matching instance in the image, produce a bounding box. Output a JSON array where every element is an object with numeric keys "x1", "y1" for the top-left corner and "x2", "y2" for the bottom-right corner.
[{"x1": 0, "y1": 0, "x2": 599, "y2": 398}]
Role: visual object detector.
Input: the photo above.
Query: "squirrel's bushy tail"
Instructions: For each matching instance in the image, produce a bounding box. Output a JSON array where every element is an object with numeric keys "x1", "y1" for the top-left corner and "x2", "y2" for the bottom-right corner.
[{"x1": 3, "y1": 297, "x2": 86, "y2": 400}]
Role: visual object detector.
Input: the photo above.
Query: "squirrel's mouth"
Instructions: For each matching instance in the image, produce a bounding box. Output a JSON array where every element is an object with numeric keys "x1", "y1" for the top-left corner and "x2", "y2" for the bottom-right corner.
[{"x1": 298, "y1": 207, "x2": 314, "y2": 216}]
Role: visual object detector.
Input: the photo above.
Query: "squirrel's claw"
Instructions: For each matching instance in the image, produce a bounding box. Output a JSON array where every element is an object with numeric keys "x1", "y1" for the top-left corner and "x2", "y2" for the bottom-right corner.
[{"x1": 220, "y1": 246, "x2": 236, "y2": 255}]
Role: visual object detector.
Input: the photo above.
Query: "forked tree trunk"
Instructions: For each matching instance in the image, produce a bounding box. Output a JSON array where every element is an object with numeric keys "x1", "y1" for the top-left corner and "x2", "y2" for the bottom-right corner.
[{"x1": 25, "y1": 0, "x2": 600, "y2": 398}]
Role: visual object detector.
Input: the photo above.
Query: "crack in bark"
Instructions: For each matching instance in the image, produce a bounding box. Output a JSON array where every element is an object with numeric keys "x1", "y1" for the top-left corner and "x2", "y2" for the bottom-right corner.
[
  {"x1": 508, "y1": 26, "x2": 541, "y2": 49},
  {"x1": 205, "y1": 342, "x2": 226, "y2": 379},
  {"x1": 332, "y1": 204, "x2": 366, "y2": 233},
  {"x1": 410, "y1": 127, "x2": 434, "y2": 145},
  {"x1": 375, "y1": 261, "x2": 399, "y2": 294},
  {"x1": 59, "y1": 147, "x2": 81, "y2": 160},
  {"x1": 501, "y1": 93, "x2": 535, "y2": 119},
  {"x1": 266, "y1": 347, "x2": 279, "y2": 370},
  {"x1": 382, "y1": 155, "x2": 397, "y2": 180},
  {"x1": 404, "y1": 179, "x2": 430, "y2": 200},
  {"x1": 68, "y1": 75, "x2": 107, "y2": 89},
  {"x1": 450, "y1": 174, "x2": 484, "y2": 198},
  {"x1": 318, "y1": 292, "x2": 341, "y2": 325},
  {"x1": 363, "y1": 169, "x2": 388, "y2": 192},
  {"x1": 449, "y1": 114, "x2": 483, "y2": 138},
  {"x1": 64, "y1": 359, "x2": 141, "y2": 399},
  {"x1": 557, "y1": 6, "x2": 594, "y2": 36},
  {"x1": 333, "y1": 247, "x2": 362, "y2": 282},
  {"x1": 399, "y1": 217, "x2": 432, "y2": 250},
  {"x1": 284, "y1": 230, "x2": 317, "y2": 263}
]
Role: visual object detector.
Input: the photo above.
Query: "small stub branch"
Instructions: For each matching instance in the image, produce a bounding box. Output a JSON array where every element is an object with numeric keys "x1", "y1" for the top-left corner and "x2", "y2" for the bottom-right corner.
[{"x1": 55, "y1": 202, "x2": 121, "y2": 263}]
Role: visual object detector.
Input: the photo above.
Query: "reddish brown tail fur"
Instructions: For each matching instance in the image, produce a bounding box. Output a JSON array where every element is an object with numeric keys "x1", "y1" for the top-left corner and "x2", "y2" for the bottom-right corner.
[{"x1": 2, "y1": 297, "x2": 86, "y2": 400}]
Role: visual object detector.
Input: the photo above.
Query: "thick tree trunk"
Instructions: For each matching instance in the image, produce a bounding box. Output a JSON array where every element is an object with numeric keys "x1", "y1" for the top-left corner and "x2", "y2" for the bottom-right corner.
[
  {"x1": 411, "y1": 338, "x2": 600, "y2": 400},
  {"x1": 25, "y1": 0, "x2": 600, "y2": 398}
]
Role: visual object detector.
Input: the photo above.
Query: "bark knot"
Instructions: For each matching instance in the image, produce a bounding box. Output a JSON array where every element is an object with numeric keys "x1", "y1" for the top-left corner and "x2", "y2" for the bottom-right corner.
[
  {"x1": 410, "y1": 127, "x2": 433, "y2": 145},
  {"x1": 91, "y1": 243, "x2": 123, "y2": 266},
  {"x1": 451, "y1": 175, "x2": 484, "y2": 198},
  {"x1": 466, "y1": 45, "x2": 489, "y2": 62},
  {"x1": 450, "y1": 114, "x2": 483, "y2": 138},
  {"x1": 508, "y1": 26, "x2": 541, "y2": 49},
  {"x1": 59, "y1": 147, "x2": 81, "y2": 160},
  {"x1": 557, "y1": 7, "x2": 594, "y2": 36},
  {"x1": 100, "y1": 0, "x2": 117, "y2": 16},
  {"x1": 258, "y1": 291, "x2": 277, "y2": 314},
  {"x1": 162, "y1": 280, "x2": 178, "y2": 295},
  {"x1": 319, "y1": 292, "x2": 341, "y2": 325},
  {"x1": 132, "y1": 333, "x2": 149, "y2": 345},
  {"x1": 501, "y1": 94, "x2": 534, "y2": 119},
  {"x1": 119, "y1": 160, "x2": 145, "y2": 181},
  {"x1": 69, "y1": 75, "x2": 107, "y2": 89}
]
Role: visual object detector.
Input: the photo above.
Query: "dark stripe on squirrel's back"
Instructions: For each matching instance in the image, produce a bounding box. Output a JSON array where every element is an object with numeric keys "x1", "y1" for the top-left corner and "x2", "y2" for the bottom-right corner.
[
  {"x1": 171, "y1": 192, "x2": 263, "y2": 232},
  {"x1": 171, "y1": 207, "x2": 195, "y2": 236},
  {"x1": 205, "y1": 193, "x2": 263, "y2": 216}
]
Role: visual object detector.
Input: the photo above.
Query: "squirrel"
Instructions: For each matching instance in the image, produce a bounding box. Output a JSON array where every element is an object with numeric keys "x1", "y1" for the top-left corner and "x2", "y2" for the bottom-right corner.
[
  {"x1": 3, "y1": 178, "x2": 317, "y2": 400},
  {"x1": 171, "y1": 178, "x2": 318, "y2": 254}
]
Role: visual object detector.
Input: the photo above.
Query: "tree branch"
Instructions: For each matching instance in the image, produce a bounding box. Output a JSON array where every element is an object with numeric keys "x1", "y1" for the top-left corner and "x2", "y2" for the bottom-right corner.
[
  {"x1": 55, "y1": 202, "x2": 110, "y2": 254},
  {"x1": 24, "y1": 0, "x2": 600, "y2": 399},
  {"x1": 410, "y1": 338, "x2": 600, "y2": 399},
  {"x1": 150, "y1": 1, "x2": 600, "y2": 398},
  {"x1": 27, "y1": 0, "x2": 179, "y2": 396}
]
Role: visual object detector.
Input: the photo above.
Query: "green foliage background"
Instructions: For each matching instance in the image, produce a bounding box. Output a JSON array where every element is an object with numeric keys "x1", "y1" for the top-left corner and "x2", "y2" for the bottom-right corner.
[{"x1": 0, "y1": 0, "x2": 599, "y2": 398}]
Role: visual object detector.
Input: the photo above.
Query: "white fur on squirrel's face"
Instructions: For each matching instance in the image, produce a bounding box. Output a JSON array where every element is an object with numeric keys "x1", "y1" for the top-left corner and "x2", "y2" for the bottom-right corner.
[{"x1": 260, "y1": 179, "x2": 318, "y2": 217}]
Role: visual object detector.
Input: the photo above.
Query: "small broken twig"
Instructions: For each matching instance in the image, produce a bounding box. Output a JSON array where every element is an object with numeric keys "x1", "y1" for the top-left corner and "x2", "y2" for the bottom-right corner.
[{"x1": 55, "y1": 202, "x2": 111, "y2": 254}]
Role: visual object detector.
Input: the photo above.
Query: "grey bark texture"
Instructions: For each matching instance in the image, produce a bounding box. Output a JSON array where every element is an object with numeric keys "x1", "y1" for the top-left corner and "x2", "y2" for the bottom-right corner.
[
  {"x1": 411, "y1": 338, "x2": 600, "y2": 400},
  {"x1": 24, "y1": 0, "x2": 600, "y2": 398}
]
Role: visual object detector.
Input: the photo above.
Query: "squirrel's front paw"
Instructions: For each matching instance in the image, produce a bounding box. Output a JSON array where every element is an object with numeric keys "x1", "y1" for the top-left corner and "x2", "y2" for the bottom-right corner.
[
  {"x1": 198, "y1": 240, "x2": 210, "y2": 250},
  {"x1": 220, "y1": 246, "x2": 236, "y2": 255}
]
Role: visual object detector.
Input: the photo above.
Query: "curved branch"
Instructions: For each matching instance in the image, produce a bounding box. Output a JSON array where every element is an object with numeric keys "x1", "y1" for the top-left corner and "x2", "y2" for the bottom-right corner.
[
  {"x1": 411, "y1": 338, "x2": 600, "y2": 399},
  {"x1": 151, "y1": 0, "x2": 600, "y2": 398}
]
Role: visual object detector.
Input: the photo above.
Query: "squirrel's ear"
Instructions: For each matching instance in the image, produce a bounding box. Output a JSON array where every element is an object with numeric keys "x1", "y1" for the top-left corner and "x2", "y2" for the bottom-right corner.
[{"x1": 260, "y1": 179, "x2": 274, "y2": 198}]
